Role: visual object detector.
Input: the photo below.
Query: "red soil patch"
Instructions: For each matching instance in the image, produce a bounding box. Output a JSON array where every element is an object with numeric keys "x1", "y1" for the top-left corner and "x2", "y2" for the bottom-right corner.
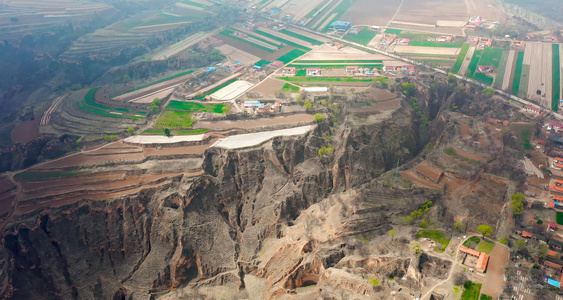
[
  {"x1": 249, "y1": 78, "x2": 286, "y2": 96},
  {"x1": 401, "y1": 169, "x2": 442, "y2": 190},
  {"x1": 365, "y1": 87, "x2": 397, "y2": 101},
  {"x1": 453, "y1": 147, "x2": 487, "y2": 162},
  {"x1": 0, "y1": 179, "x2": 15, "y2": 194},
  {"x1": 37, "y1": 152, "x2": 146, "y2": 169},
  {"x1": 20, "y1": 171, "x2": 127, "y2": 192},
  {"x1": 0, "y1": 192, "x2": 14, "y2": 217},
  {"x1": 460, "y1": 123, "x2": 470, "y2": 140}
]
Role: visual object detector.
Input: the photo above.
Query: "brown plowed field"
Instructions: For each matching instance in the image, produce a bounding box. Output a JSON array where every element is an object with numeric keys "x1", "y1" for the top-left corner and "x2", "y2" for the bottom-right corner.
[
  {"x1": 0, "y1": 179, "x2": 15, "y2": 194},
  {"x1": 460, "y1": 123, "x2": 470, "y2": 140},
  {"x1": 37, "y1": 152, "x2": 146, "y2": 169},
  {"x1": 215, "y1": 34, "x2": 292, "y2": 61},
  {"x1": 20, "y1": 173, "x2": 181, "y2": 202},
  {"x1": 0, "y1": 192, "x2": 15, "y2": 217},
  {"x1": 20, "y1": 172, "x2": 127, "y2": 192},
  {"x1": 194, "y1": 114, "x2": 314, "y2": 130},
  {"x1": 341, "y1": 0, "x2": 400, "y2": 26},
  {"x1": 394, "y1": 0, "x2": 467, "y2": 24},
  {"x1": 248, "y1": 78, "x2": 286, "y2": 97},
  {"x1": 17, "y1": 179, "x2": 175, "y2": 215},
  {"x1": 85, "y1": 148, "x2": 143, "y2": 155},
  {"x1": 143, "y1": 141, "x2": 218, "y2": 156}
]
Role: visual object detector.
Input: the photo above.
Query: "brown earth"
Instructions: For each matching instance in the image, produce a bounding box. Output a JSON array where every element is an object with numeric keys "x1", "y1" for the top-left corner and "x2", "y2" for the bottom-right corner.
[
  {"x1": 194, "y1": 114, "x2": 314, "y2": 130},
  {"x1": 341, "y1": 0, "x2": 399, "y2": 26},
  {"x1": 248, "y1": 78, "x2": 287, "y2": 97},
  {"x1": 214, "y1": 34, "x2": 296, "y2": 61}
]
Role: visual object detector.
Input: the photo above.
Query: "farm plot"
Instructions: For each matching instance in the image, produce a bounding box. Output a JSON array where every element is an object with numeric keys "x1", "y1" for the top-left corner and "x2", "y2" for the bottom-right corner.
[
  {"x1": 307, "y1": 0, "x2": 341, "y2": 30},
  {"x1": 211, "y1": 125, "x2": 314, "y2": 149},
  {"x1": 152, "y1": 31, "x2": 208, "y2": 60},
  {"x1": 77, "y1": 88, "x2": 143, "y2": 119},
  {"x1": 254, "y1": 29, "x2": 313, "y2": 51},
  {"x1": 344, "y1": 27, "x2": 378, "y2": 45},
  {"x1": 509, "y1": 51, "x2": 524, "y2": 95},
  {"x1": 141, "y1": 128, "x2": 208, "y2": 135},
  {"x1": 470, "y1": 47, "x2": 504, "y2": 85},
  {"x1": 166, "y1": 101, "x2": 230, "y2": 114},
  {"x1": 154, "y1": 111, "x2": 194, "y2": 128},
  {"x1": 274, "y1": 49, "x2": 307, "y2": 64},
  {"x1": 214, "y1": 34, "x2": 280, "y2": 60},
  {"x1": 280, "y1": 29, "x2": 323, "y2": 45},
  {"x1": 340, "y1": 0, "x2": 399, "y2": 26},
  {"x1": 281, "y1": 28, "x2": 330, "y2": 44},
  {"x1": 523, "y1": 42, "x2": 553, "y2": 109},
  {"x1": 318, "y1": 0, "x2": 354, "y2": 32},
  {"x1": 451, "y1": 44, "x2": 471, "y2": 74},
  {"x1": 393, "y1": 45, "x2": 460, "y2": 57},
  {"x1": 195, "y1": 114, "x2": 314, "y2": 130},
  {"x1": 465, "y1": 50, "x2": 482, "y2": 77},
  {"x1": 393, "y1": 0, "x2": 467, "y2": 25},
  {"x1": 220, "y1": 29, "x2": 277, "y2": 53},
  {"x1": 298, "y1": 44, "x2": 397, "y2": 64},
  {"x1": 267, "y1": 0, "x2": 327, "y2": 23},
  {"x1": 553, "y1": 44, "x2": 561, "y2": 112},
  {"x1": 215, "y1": 44, "x2": 261, "y2": 66},
  {"x1": 397, "y1": 31, "x2": 464, "y2": 48},
  {"x1": 493, "y1": 49, "x2": 510, "y2": 89},
  {"x1": 501, "y1": 50, "x2": 516, "y2": 91},
  {"x1": 248, "y1": 78, "x2": 287, "y2": 97},
  {"x1": 113, "y1": 70, "x2": 196, "y2": 104}
]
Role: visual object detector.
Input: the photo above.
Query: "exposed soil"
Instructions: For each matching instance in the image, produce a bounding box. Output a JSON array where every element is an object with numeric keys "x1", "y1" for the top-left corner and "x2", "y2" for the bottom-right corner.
[
  {"x1": 341, "y1": 0, "x2": 399, "y2": 26},
  {"x1": 194, "y1": 114, "x2": 314, "y2": 130},
  {"x1": 248, "y1": 78, "x2": 286, "y2": 97}
]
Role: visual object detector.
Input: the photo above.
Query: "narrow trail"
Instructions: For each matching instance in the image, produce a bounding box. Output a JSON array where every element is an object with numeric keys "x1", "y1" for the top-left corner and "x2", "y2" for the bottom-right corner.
[{"x1": 386, "y1": 0, "x2": 405, "y2": 28}]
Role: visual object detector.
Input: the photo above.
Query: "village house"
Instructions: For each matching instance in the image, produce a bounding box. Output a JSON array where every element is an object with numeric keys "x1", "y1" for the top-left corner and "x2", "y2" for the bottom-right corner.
[
  {"x1": 345, "y1": 66, "x2": 359, "y2": 74},
  {"x1": 306, "y1": 67, "x2": 321, "y2": 76},
  {"x1": 524, "y1": 105, "x2": 541, "y2": 114},
  {"x1": 282, "y1": 67, "x2": 296, "y2": 75},
  {"x1": 478, "y1": 65, "x2": 495, "y2": 74},
  {"x1": 459, "y1": 246, "x2": 489, "y2": 273}
]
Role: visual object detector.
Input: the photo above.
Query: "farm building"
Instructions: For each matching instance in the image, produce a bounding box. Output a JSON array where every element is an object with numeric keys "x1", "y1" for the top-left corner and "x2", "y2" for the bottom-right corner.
[
  {"x1": 478, "y1": 65, "x2": 495, "y2": 74},
  {"x1": 328, "y1": 21, "x2": 351, "y2": 32},
  {"x1": 307, "y1": 68, "x2": 321, "y2": 76},
  {"x1": 282, "y1": 67, "x2": 296, "y2": 75},
  {"x1": 345, "y1": 66, "x2": 359, "y2": 74},
  {"x1": 465, "y1": 25, "x2": 477, "y2": 31},
  {"x1": 437, "y1": 36, "x2": 453, "y2": 42},
  {"x1": 459, "y1": 246, "x2": 489, "y2": 273},
  {"x1": 348, "y1": 27, "x2": 361, "y2": 35},
  {"x1": 244, "y1": 100, "x2": 265, "y2": 109},
  {"x1": 270, "y1": 61, "x2": 284, "y2": 68},
  {"x1": 524, "y1": 105, "x2": 541, "y2": 114},
  {"x1": 397, "y1": 38, "x2": 410, "y2": 45},
  {"x1": 384, "y1": 66, "x2": 394, "y2": 72},
  {"x1": 380, "y1": 34, "x2": 396, "y2": 45},
  {"x1": 468, "y1": 16, "x2": 482, "y2": 26},
  {"x1": 478, "y1": 38, "x2": 493, "y2": 48}
]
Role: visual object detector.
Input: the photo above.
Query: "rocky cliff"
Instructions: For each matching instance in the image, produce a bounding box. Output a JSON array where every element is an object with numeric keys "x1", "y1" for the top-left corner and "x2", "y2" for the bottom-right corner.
[{"x1": 0, "y1": 95, "x2": 434, "y2": 299}]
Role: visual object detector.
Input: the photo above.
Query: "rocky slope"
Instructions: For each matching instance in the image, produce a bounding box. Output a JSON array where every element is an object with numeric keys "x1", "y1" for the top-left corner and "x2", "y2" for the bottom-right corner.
[{"x1": 0, "y1": 83, "x2": 449, "y2": 299}]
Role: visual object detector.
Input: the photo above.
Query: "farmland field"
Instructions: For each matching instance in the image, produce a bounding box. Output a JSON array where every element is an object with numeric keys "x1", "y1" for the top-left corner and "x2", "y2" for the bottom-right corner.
[
  {"x1": 478, "y1": 47, "x2": 504, "y2": 68},
  {"x1": 397, "y1": 31, "x2": 464, "y2": 48},
  {"x1": 280, "y1": 29, "x2": 323, "y2": 45},
  {"x1": 282, "y1": 83, "x2": 301, "y2": 92},
  {"x1": 494, "y1": 49, "x2": 510, "y2": 89},
  {"x1": 115, "y1": 70, "x2": 195, "y2": 97},
  {"x1": 341, "y1": 0, "x2": 399, "y2": 26},
  {"x1": 416, "y1": 230, "x2": 450, "y2": 252},
  {"x1": 85, "y1": 88, "x2": 129, "y2": 112},
  {"x1": 254, "y1": 30, "x2": 312, "y2": 51},
  {"x1": 461, "y1": 281, "x2": 482, "y2": 300},
  {"x1": 154, "y1": 111, "x2": 194, "y2": 128},
  {"x1": 553, "y1": 44, "x2": 561, "y2": 112},
  {"x1": 512, "y1": 52, "x2": 525, "y2": 95},
  {"x1": 344, "y1": 27, "x2": 377, "y2": 45},
  {"x1": 385, "y1": 28, "x2": 402, "y2": 35},
  {"x1": 320, "y1": 0, "x2": 353, "y2": 32},
  {"x1": 288, "y1": 64, "x2": 383, "y2": 69},
  {"x1": 279, "y1": 77, "x2": 373, "y2": 82},
  {"x1": 220, "y1": 29, "x2": 276, "y2": 53},
  {"x1": 452, "y1": 44, "x2": 470, "y2": 74},
  {"x1": 523, "y1": 42, "x2": 553, "y2": 109},
  {"x1": 274, "y1": 49, "x2": 307, "y2": 64},
  {"x1": 294, "y1": 60, "x2": 383, "y2": 64},
  {"x1": 166, "y1": 100, "x2": 229, "y2": 114},
  {"x1": 465, "y1": 50, "x2": 482, "y2": 77},
  {"x1": 141, "y1": 128, "x2": 208, "y2": 135}
]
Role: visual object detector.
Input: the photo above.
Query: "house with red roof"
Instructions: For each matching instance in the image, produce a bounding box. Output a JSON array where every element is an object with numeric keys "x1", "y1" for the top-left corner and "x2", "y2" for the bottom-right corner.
[{"x1": 524, "y1": 105, "x2": 541, "y2": 114}]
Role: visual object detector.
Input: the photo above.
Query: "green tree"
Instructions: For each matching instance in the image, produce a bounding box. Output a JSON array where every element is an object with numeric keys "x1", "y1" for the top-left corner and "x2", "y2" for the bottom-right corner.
[
  {"x1": 110, "y1": 135, "x2": 117, "y2": 141},
  {"x1": 512, "y1": 239, "x2": 526, "y2": 253},
  {"x1": 164, "y1": 128, "x2": 171, "y2": 137},
  {"x1": 477, "y1": 224, "x2": 493, "y2": 237},
  {"x1": 104, "y1": 135, "x2": 110, "y2": 142},
  {"x1": 483, "y1": 88, "x2": 494, "y2": 97},
  {"x1": 314, "y1": 113, "x2": 325, "y2": 123},
  {"x1": 122, "y1": 74, "x2": 131, "y2": 83},
  {"x1": 388, "y1": 229, "x2": 397, "y2": 241},
  {"x1": 454, "y1": 221, "x2": 462, "y2": 232},
  {"x1": 151, "y1": 98, "x2": 161, "y2": 114},
  {"x1": 71, "y1": 83, "x2": 83, "y2": 91},
  {"x1": 410, "y1": 240, "x2": 422, "y2": 255},
  {"x1": 126, "y1": 127, "x2": 135, "y2": 135},
  {"x1": 420, "y1": 220, "x2": 427, "y2": 228},
  {"x1": 369, "y1": 277, "x2": 380, "y2": 287},
  {"x1": 511, "y1": 192, "x2": 525, "y2": 215},
  {"x1": 303, "y1": 99, "x2": 313, "y2": 111}
]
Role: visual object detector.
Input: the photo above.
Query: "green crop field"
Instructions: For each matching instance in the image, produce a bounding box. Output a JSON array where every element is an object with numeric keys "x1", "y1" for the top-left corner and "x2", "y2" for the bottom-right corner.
[
  {"x1": 477, "y1": 240, "x2": 495, "y2": 253},
  {"x1": 279, "y1": 77, "x2": 373, "y2": 82},
  {"x1": 282, "y1": 83, "x2": 300, "y2": 92},
  {"x1": 344, "y1": 27, "x2": 377, "y2": 45},
  {"x1": 465, "y1": 50, "x2": 482, "y2": 77},
  {"x1": 220, "y1": 29, "x2": 276, "y2": 53},
  {"x1": 142, "y1": 128, "x2": 209, "y2": 135},
  {"x1": 461, "y1": 281, "x2": 482, "y2": 300},
  {"x1": 296, "y1": 69, "x2": 306, "y2": 77},
  {"x1": 115, "y1": 70, "x2": 195, "y2": 97},
  {"x1": 321, "y1": 0, "x2": 353, "y2": 32},
  {"x1": 181, "y1": 0, "x2": 209, "y2": 8},
  {"x1": 416, "y1": 230, "x2": 450, "y2": 252},
  {"x1": 553, "y1": 44, "x2": 560, "y2": 112},
  {"x1": 294, "y1": 60, "x2": 383, "y2": 64},
  {"x1": 493, "y1": 49, "x2": 510, "y2": 89},
  {"x1": 474, "y1": 73, "x2": 494, "y2": 85},
  {"x1": 195, "y1": 78, "x2": 238, "y2": 99},
  {"x1": 254, "y1": 59, "x2": 271, "y2": 67},
  {"x1": 451, "y1": 44, "x2": 469, "y2": 74},
  {"x1": 275, "y1": 49, "x2": 307, "y2": 64},
  {"x1": 288, "y1": 64, "x2": 383, "y2": 69},
  {"x1": 76, "y1": 99, "x2": 142, "y2": 120},
  {"x1": 254, "y1": 30, "x2": 312, "y2": 51},
  {"x1": 410, "y1": 41, "x2": 462, "y2": 48},
  {"x1": 463, "y1": 236, "x2": 480, "y2": 248},
  {"x1": 280, "y1": 29, "x2": 323, "y2": 45},
  {"x1": 233, "y1": 29, "x2": 283, "y2": 48},
  {"x1": 85, "y1": 88, "x2": 129, "y2": 112},
  {"x1": 478, "y1": 47, "x2": 504, "y2": 68},
  {"x1": 512, "y1": 51, "x2": 525, "y2": 95},
  {"x1": 154, "y1": 111, "x2": 194, "y2": 128},
  {"x1": 385, "y1": 28, "x2": 402, "y2": 35},
  {"x1": 166, "y1": 100, "x2": 230, "y2": 114},
  {"x1": 557, "y1": 212, "x2": 563, "y2": 225}
]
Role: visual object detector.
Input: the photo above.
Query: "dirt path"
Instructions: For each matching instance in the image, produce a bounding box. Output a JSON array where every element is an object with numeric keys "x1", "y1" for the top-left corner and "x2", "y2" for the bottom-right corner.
[
  {"x1": 421, "y1": 241, "x2": 459, "y2": 300},
  {"x1": 481, "y1": 243, "x2": 510, "y2": 299},
  {"x1": 385, "y1": 0, "x2": 405, "y2": 28}
]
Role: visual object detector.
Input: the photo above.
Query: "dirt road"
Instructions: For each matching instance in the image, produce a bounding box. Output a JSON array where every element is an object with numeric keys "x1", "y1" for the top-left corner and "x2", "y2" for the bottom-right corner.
[{"x1": 481, "y1": 243, "x2": 510, "y2": 299}]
